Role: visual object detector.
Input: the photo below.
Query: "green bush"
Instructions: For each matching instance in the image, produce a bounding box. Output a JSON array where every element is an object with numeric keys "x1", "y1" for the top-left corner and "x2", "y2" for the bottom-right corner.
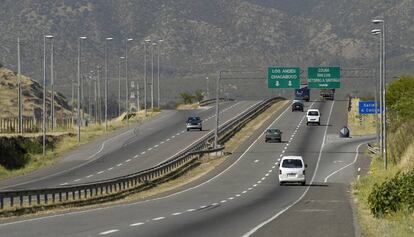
[
  {"x1": 368, "y1": 170, "x2": 414, "y2": 217},
  {"x1": 0, "y1": 137, "x2": 29, "y2": 169},
  {"x1": 179, "y1": 92, "x2": 195, "y2": 104}
]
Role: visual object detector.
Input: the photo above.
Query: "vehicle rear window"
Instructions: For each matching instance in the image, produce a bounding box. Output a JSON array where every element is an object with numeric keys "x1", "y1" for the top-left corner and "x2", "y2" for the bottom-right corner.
[
  {"x1": 308, "y1": 111, "x2": 319, "y2": 116},
  {"x1": 188, "y1": 117, "x2": 200, "y2": 122},
  {"x1": 282, "y1": 159, "x2": 303, "y2": 168},
  {"x1": 268, "y1": 129, "x2": 280, "y2": 133}
]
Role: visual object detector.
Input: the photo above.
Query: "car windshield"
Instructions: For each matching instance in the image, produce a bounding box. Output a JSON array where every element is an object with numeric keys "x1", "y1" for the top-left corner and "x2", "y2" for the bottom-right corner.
[
  {"x1": 308, "y1": 111, "x2": 319, "y2": 116},
  {"x1": 293, "y1": 102, "x2": 303, "y2": 106},
  {"x1": 267, "y1": 129, "x2": 280, "y2": 134},
  {"x1": 282, "y1": 159, "x2": 303, "y2": 168}
]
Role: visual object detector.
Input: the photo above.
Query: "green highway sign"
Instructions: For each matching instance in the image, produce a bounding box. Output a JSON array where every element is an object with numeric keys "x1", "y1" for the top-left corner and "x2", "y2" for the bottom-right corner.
[
  {"x1": 267, "y1": 67, "x2": 300, "y2": 89},
  {"x1": 308, "y1": 67, "x2": 341, "y2": 88}
]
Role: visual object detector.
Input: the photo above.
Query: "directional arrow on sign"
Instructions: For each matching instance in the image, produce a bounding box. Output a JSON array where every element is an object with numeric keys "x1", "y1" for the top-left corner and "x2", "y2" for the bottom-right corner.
[
  {"x1": 276, "y1": 81, "x2": 280, "y2": 87},
  {"x1": 288, "y1": 80, "x2": 292, "y2": 86}
]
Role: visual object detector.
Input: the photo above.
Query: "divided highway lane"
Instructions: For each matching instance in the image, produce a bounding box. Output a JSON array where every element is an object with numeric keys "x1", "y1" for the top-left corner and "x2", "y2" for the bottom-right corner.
[
  {"x1": 0, "y1": 99, "x2": 335, "y2": 237},
  {"x1": 0, "y1": 101, "x2": 256, "y2": 190}
]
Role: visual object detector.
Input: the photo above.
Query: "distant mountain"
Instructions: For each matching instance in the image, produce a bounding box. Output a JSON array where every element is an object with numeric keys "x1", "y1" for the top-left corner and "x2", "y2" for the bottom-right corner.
[{"x1": 0, "y1": 0, "x2": 412, "y2": 102}]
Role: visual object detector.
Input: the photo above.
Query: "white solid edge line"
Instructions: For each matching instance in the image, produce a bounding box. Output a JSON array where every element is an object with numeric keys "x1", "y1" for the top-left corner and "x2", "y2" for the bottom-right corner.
[
  {"x1": 242, "y1": 100, "x2": 333, "y2": 237},
  {"x1": 324, "y1": 142, "x2": 366, "y2": 183},
  {"x1": 0, "y1": 100, "x2": 286, "y2": 228}
]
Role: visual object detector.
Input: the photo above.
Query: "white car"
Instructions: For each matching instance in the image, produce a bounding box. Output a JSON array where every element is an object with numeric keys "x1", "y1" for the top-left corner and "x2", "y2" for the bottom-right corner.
[
  {"x1": 306, "y1": 109, "x2": 320, "y2": 125},
  {"x1": 278, "y1": 156, "x2": 307, "y2": 186}
]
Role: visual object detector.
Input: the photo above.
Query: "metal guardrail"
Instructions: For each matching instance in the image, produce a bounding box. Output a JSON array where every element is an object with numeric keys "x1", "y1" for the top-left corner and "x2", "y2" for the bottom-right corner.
[
  {"x1": 198, "y1": 98, "x2": 235, "y2": 106},
  {"x1": 0, "y1": 97, "x2": 282, "y2": 210}
]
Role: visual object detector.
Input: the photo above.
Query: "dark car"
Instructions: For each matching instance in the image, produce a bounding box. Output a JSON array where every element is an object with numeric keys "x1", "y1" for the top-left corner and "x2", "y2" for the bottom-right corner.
[
  {"x1": 292, "y1": 101, "x2": 304, "y2": 112},
  {"x1": 265, "y1": 128, "x2": 282, "y2": 143},
  {"x1": 186, "y1": 116, "x2": 202, "y2": 131}
]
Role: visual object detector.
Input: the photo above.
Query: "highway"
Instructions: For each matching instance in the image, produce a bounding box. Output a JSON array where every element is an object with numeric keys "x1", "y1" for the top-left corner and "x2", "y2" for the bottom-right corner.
[
  {"x1": 0, "y1": 100, "x2": 260, "y2": 190},
  {"x1": 0, "y1": 97, "x2": 374, "y2": 237}
]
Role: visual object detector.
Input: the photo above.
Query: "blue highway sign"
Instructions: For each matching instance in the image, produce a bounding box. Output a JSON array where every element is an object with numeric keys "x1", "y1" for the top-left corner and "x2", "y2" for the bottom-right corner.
[{"x1": 359, "y1": 101, "x2": 382, "y2": 114}]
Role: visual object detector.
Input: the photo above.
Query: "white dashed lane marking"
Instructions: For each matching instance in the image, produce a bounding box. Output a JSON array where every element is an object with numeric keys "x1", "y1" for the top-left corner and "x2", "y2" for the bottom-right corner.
[
  {"x1": 99, "y1": 229, "x2": 119, "y2": 235},
  {"x1": 130, "y1": 222, "x2": 144, "y2": 227}
]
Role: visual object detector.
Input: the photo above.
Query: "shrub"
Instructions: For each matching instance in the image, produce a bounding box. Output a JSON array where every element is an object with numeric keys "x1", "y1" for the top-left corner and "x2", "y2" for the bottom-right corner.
[
  {"x1": 368, "y1": 170, "x2": 414, "y2": 217},
  {"x1": 0, "y1": 137, "x2": 29, "y2": 169},
  {"x1": 179, "y1": 92, "x2": 195, "y2": 104}
]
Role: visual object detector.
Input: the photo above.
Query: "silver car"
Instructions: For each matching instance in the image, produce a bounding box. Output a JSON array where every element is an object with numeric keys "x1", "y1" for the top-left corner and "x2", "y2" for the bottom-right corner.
[
  {"x1": 186, "y1": 116, "x2": 202, "y2": 131},
  {"x1": 265, "y1": 128, "x2": 282, "y2": 143}
]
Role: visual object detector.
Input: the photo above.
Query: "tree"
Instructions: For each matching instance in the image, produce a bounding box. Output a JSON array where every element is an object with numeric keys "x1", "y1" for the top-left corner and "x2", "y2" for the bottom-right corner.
[
  {"x1": 179, "y1": 92, "x2": 195, "y2": 104},
  {"x1": 194, "y1": 90, "x2": 204, "y2": 102}
]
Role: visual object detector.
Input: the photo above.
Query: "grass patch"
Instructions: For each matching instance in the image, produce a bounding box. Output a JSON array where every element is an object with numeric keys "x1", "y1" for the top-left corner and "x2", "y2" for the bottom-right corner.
[
  {"x1": 353, "y1": 150, "x2": 414, "y2": 237},
  {"x1": 348, "y1": 98, "x2": 377, "y2": 136},
  {"x1": 0, "y1": 111, "x2": 160, "y2": 181},
  {"x1": 176, "y1": 103, "x2": 200, "y2": 110}
]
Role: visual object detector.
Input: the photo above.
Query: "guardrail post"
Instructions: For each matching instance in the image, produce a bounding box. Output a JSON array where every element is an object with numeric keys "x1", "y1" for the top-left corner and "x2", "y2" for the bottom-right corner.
[
  {"x1": 29, "y1": 195, "x2": 32, "y2": 206},
  {"x1": 66, "y1": 191, "x2": 69, "y2": 201},
  {"x1": 84, "y1": 189, "x2": 87, "y2": 199},
  {"x1": 20, "y1": 195, "x2": 23, "y2": 207},
  {"x1": 37, "y1": 194, "x2": 40, "y2": 205},
  {"x1": 44, "y1": 193, "x2": 48, "y2": 204},
  {"x1": 52, "y1": 193, "x2": 56, "y2": 203},
  {"x1": 78, "y1": 190, "x2": 81, "y2": 199},
  {"x1": 0, "y1": 197, "x2": 3, "y2": 209},
  {"x1": 59, "y1": 192, "x2": 62, "y2": 202},
  {"x1": 72, "y1": 191, "x2": 76, "y2": 200}
]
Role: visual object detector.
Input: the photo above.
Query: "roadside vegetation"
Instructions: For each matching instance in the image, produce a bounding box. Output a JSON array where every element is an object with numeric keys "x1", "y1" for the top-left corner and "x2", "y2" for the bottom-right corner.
[
  {"x1": 352, "y1": 76, "x2": 414, "y2": 237},
  {"x1": 0, "y1": 110, "x2": 160, "y2": 181},
  {"x1": 176, "y1": 90, "x2": 204, "y2": 110},
  {"x1": 348, "y1": 98, "x2": 377, "y2": 136}
]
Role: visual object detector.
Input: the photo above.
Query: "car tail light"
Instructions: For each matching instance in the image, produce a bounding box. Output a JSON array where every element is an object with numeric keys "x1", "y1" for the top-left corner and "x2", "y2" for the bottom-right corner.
[
  {"x1": 279, "y1": 170, "x2": 282, "y2": 174},
  {"x1": 303, "y1": 170, "x2": 305, "y2": 175}
]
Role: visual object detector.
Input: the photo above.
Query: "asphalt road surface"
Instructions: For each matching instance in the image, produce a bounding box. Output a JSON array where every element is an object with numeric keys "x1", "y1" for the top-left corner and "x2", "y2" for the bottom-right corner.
[
  {"x1": 0, "y1": 100, "x2": 259, "y2": 190},
  {"x1": 0, "y1": 98, "x2": 374, "y2": 237}
]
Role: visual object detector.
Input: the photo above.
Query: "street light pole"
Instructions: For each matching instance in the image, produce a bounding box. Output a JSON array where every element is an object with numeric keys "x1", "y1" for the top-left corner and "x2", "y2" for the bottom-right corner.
[
  {"x1": 371, "y1": 29, "x2": 382, "y2": 147},
  {"x1": 97, "y1": 66, "x2": 101, "y2": 124},
  {"x1": 157, "y1": 39, "x2": 163, "y2": 108},
  {"x1": 118, "y1": 56, "x2": 125, "y2": 117},
  {"x1": 105, "y1": 37, "x2": 113, "y2": 132},
  {"x1": 50, "y1": 37, "x2": 55, "y2": 131},
  {"x1": 373, "y1": 19, "x2": 387, "y2": 169},
  {"x1": 151, "y1": 42, "x2": 156, "y2": 110},
  {"x1": 17, "y1": 37, "x2": 23, "y2": 134},
  {"x1": 43, "y1": 35, "x2": 53, "y2": 156},
  {"x1": 144, "y1": 39, "x2": 151, "y2": 116},
  {"x1": 206, "y1": 76, "x2": 209, "y2": 99},
  {"x1": 214, "y1": 72, "x2": 221, "y2": 148},
  {"x1": 77, "y1": 36, "x2": 86, "y2": 143},
  {"x1": 125, "y1": 38, "x2": 133, "y2": 124}
]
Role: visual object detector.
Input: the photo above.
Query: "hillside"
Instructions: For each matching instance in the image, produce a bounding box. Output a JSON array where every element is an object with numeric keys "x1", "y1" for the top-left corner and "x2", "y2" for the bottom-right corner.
[
  {"x1": 0, "y1": 0, "x2": 412, "y2": 102},
  {"x1": 0, "y1": 66, "x2": 71, "y2": 119}
]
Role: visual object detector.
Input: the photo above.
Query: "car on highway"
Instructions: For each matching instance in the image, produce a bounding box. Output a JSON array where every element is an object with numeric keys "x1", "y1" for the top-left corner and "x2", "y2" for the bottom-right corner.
[
  {"x1": 291, "y1": 101, "x2": 304, "y2": 112},
  {"x1": 306, "y1": 109, "x2": 321, "y2": 125},
  {"x1": 278, "y1": 156, "x2": 307, "y2": 186},
  {"x1": 186, "y1": 116, "x2": 202, "y2": 131},
  {"x1": 265, "y1": 128, "x2": 282, "y2": 143}
]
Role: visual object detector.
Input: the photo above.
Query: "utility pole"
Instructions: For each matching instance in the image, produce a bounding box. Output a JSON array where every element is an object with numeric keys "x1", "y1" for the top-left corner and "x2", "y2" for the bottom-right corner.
[{"x1": 17, "y1": 37, "x2": 23, "y2": 134}]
